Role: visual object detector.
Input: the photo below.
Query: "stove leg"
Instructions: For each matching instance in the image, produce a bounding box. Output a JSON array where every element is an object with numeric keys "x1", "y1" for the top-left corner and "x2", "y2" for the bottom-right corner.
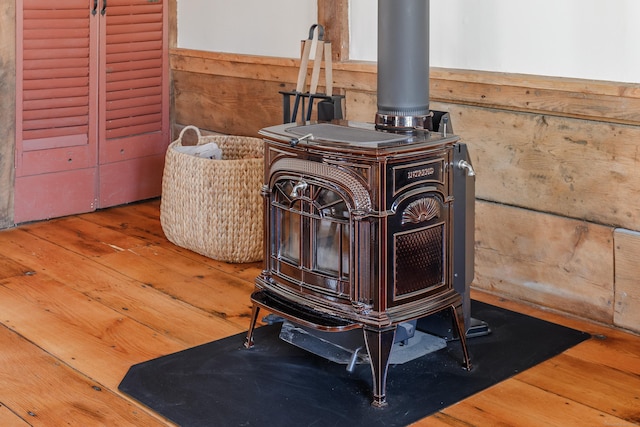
[
  {"x1": 450, "y1": 304, "x2": 472, "y2": 371},
  {"x1": 363, "y1": 325, "x2": 397, "y2": 407},
  {"x1": 244, "y1": 304, "x2": 261, "y2": 349}
]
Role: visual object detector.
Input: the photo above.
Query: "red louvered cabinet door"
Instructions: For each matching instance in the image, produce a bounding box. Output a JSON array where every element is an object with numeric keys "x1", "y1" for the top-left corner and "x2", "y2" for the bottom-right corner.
[
  {"x1": 15, "y1": 0, "x2": 99, "y2": 223},
  {"x1": 15, "y1": 0, "x2": 168, "y2": 223},
  {"x1": 98, "y1": 0, "x2": 169, "y2": 208}
]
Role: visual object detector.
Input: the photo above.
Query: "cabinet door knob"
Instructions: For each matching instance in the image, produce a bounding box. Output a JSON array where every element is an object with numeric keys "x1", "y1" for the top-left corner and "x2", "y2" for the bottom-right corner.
[
  {"x1": 92, "y1": 0, "x2": 98, "y2": 15},
  {"x1": 101, "y1": 0, "x2": 107, "y2": 15}
]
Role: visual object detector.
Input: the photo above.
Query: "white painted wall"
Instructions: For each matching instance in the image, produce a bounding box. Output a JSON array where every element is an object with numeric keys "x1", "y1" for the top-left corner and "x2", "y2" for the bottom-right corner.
[
  {"x1": 353, "y1": 0, "x2": 640, "y2": 84},
  {"x1": 178, "y1": 0, "x2": 640, "y2": 84},
  {"x1": 177, "y1": 0, "x2": 317, "y2": 58}
]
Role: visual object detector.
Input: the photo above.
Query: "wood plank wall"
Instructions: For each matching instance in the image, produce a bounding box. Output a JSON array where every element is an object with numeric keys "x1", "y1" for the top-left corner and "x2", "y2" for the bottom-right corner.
[{"x1": 170, "y1": 48, "x2": 640, "y2": 334}]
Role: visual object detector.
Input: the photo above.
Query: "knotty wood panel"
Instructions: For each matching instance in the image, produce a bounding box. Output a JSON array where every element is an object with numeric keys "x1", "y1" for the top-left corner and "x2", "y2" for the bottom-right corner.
[
  {"x1": 474, "y1": 200, "x2": 614, "y2": 323},
  {"x1": 613, "y1": 229, "x2": 640, "y2": 331},
  {"x1": 173, "y1": 70, "x2": 285, "y2": 137},
  {"x1": 169, "y1": 50, "x2": 640, "y2": 331},
  {"x1": 449, "y1": 104, "x2": 640, "y2": 232}
]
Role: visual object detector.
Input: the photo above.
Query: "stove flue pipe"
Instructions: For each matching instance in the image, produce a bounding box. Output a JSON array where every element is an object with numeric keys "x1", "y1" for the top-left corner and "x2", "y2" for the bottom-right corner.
[{"x1": 375, "y1": 0, "x2": 431, "y2": 131}]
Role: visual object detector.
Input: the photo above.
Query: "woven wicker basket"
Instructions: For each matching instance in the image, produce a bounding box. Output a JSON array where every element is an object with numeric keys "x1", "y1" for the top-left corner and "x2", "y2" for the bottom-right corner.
[{"x1": 160, "y1": 126, "x2": 264, "y2": 263}]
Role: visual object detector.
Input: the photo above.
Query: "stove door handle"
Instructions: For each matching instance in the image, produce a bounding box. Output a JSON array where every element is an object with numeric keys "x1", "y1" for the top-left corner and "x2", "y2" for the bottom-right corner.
[{"x1": 290, "y1": 181, "x2": 308, "y2": 198}]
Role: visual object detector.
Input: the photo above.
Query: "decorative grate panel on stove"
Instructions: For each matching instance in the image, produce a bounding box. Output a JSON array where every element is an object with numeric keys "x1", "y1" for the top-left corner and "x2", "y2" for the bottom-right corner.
[{"x1": 394, "y1": 224, "x2": 444, "y2": 298}]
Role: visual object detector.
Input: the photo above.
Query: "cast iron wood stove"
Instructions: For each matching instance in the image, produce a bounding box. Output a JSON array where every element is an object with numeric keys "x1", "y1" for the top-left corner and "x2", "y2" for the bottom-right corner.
[{"x1": 244, "y1": 0, "x2": 476, "y2": 407}]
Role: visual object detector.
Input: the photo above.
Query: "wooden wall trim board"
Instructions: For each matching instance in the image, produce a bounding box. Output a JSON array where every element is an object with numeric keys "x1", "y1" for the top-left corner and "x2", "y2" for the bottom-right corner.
[
  {"x1": 0, "y1": 0, "x2": 16, "y2": 229},
  {"x1": 168, "y1": 0, "x2": 177, "y2": 48},
  {"x1": 170, "y1": 48, "x2": 640, "y2": 333},
  {"x1": 317, "y1": 0, "x2": 349, "y2": 62}
]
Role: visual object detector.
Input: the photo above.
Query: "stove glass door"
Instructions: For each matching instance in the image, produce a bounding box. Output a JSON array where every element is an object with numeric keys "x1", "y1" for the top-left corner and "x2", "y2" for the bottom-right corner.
[{"x1": 271, "y1": 177, "x2": 351, "y2": 298}]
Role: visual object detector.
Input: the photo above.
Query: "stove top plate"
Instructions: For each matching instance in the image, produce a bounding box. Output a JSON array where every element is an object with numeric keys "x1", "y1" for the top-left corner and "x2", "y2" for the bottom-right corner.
[{"x1": 259, "y1": 121, "x2": 457, "y2": 151}]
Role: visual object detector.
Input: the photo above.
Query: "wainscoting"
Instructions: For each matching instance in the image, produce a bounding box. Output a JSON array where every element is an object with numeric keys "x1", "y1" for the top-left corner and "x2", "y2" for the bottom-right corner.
[{"x1": 170, "y1": 48, "x2": 640, "y2": 333}]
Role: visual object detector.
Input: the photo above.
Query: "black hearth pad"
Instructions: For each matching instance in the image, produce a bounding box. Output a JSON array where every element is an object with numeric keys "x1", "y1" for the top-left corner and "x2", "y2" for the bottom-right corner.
[{"x1": 119, "y1": 301, "x2": 589, "y2": 427}]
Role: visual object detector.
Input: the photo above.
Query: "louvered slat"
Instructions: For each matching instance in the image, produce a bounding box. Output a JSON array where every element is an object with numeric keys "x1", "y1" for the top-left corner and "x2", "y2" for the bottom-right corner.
[
  {"x1": 107, "y1": 86, "x2": 160, "y2": 101},
  {"x1": 106, "y1": 40, "x2": 162, "y2": 55},
  {"x1": 106, "y1": 58, "x2": 163, "y2": 75},
  {"x1": 24, "y1": 96, "x2": 89, "y2": 111},
  {"x1": 23, "y1": 87, "x2": 89, "y2": 103},
  {"x1": 107, "y1": 76, "x2": 162, "y2": 92},
  {"x1": 23, "y1": 77, "x2": 88, "y2": 91},
  {"x1": 107, "y1": 95, "x2": 162, "y2": 111},
  {"x1": 106, "y1": 104, "x2": 161, "y2": 121},
  {"x1": 106, "y1": 121, "x2": 163, "y2": 140},
  {"x1": 23, "y1": 106, "x2": 90, "y2": 121}
]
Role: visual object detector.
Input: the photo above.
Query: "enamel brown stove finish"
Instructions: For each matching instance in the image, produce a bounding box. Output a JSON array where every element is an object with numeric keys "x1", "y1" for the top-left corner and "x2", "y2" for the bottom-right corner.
[{"x1": 244, "y1": 122, "x2": 472, "y2": 406}]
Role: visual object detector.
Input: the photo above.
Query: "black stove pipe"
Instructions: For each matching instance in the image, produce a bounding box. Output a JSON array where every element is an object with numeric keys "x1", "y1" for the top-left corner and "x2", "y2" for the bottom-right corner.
[{"x1": 376, "y1": 0, "x2": 431, "y2": 131}]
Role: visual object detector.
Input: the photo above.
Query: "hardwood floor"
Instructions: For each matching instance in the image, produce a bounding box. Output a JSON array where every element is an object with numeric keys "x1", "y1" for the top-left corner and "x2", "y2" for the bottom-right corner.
[{"x1": 0, "y1": 199, "x2": 638, "y2": 426}]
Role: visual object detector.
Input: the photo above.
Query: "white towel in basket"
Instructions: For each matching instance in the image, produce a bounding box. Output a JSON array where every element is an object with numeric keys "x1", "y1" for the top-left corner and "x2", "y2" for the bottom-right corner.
[{"x1": 173, "y1": 142, "x2": 222, "y2": 160}]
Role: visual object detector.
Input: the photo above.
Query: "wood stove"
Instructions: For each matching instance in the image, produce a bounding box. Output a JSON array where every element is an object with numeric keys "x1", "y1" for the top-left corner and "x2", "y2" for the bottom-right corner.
[
  {"x1": 245, "y1": 120, "x2": 475, "y2": 405},
  {"x1": 244, "y1": 0, "x2": 476, "y2": 407}
]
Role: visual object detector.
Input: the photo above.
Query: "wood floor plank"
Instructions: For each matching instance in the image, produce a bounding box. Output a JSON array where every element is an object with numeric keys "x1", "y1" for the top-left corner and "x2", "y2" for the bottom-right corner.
[
  {"x1": 0, "y1": 227, "x2": 243, "y2": 347},
  {"x1": 516, "y1": 353, "x2": 640, "y2": 422},
  {"x1": 23, "y1": 215, "x2": 149, "y2": 257},
  {"x1": 0, "y1": 274, "x2": 186, "y2": 390},
  {"x1": 411, "y1": 412, "x2": 475, "y2": 427},
  {"x1": 439, "y1": 379, "x2": 631, "y2": 427},
  {"x1": 77, "y1": 200, "x2": 168, "y2": 247},
  {"x1": 96, "y1": 244, "x2": 258, "y2": 329},
  {"x1": 565, "y1": 329, "x2": 640, "y2": 376},
  {"x1": 80, "y1": 200, "x2": 264, "y2": 281},
  {"x1": 0, "y1": 325, "x2": 171, "y2": 427},
  {"x1": 0, "y1": 403, "x2": 30, "y2": 427},
  {"x1": 0, "y1": 254, "x2": 29, "y2": 280}
]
